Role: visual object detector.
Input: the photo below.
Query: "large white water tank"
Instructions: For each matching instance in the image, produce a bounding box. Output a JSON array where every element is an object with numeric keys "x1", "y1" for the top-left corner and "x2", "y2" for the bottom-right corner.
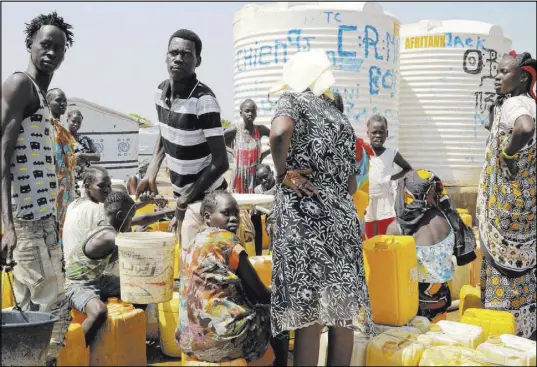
[
  {"x1": 399, "y1": 20, "x2": 512, "y2": 187},
  {"x1": 233, "y1": 2, "x2": 401, "y2": 147}
]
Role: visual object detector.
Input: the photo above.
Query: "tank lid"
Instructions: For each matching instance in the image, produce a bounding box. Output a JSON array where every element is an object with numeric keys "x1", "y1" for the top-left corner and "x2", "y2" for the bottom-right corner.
[
  {"x1": 401, "y1": 19, "x2": 510, "y2": 40},
  {"x1": 234, "y1": 2, "x2": 397, "y2": 25}
]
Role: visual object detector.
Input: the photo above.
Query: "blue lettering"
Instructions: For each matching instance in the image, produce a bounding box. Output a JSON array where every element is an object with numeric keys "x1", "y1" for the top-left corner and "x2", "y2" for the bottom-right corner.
[
  {"x1": 274, "y1": 40, "x2": 287, "y2": 65},
  {"x1": 334, "y1": 12, "x2": 341, "y2": 22},
  {"x1": 303, "y1": 36, "x2": 315, "y2": 51},
  {"x1": 382, "y1": 69, "x2": 394, "y2": 90},
  {"x1": 369, "y1": 66, "x2": 382, "y2": 95},
  {"x1": 454, "y1": 36, "x2": 465, "y2": 48},
  {"x1": 236, "y1": 50, "x2": 244, "y2": 72},
  {"x1": 354, "y1": 108, "x2": 368, "y2": 122},
  {"x1": 287, "y1": 29, "x2": 302, "y2": 51},
  {"x1": 338, "y1": 25, "x2": 357, "y2": 57},
  {"x1": 324, "y1": 11, "x2": 332, "y2": 23},
  {"x1": 364, "y1": 25, "x2": 383, "y2": 60},
  {"x1": 475, "y1": 37, "x2": 486, "y2": 50},
  {"x1": 385, "y1": 32, "x2": 396, "y2": 62},
  {"x1": 445, "y1": 32, "x2": 453, "y2": 48},
  {"x1": 259, "y1": 45, "x2": 272, "y2": 65},
  {"x1": 474, "y1": 113, "x2": 488, "y2": 138},
  {"x1": 244, "y1": 48, "x2": 254, "y2": 69},
  {"x1": 465, "y1": 37, "x2": 473, "y2": 48}
]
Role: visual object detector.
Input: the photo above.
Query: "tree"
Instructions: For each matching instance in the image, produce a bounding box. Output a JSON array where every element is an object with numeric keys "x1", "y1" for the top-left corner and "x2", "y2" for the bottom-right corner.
[
  {"x1": 130, "y1": 113, "x2": 153, "y2": 128},
  {"x1": 221, "y1": 119, "x2": 232, "y2": 128}
]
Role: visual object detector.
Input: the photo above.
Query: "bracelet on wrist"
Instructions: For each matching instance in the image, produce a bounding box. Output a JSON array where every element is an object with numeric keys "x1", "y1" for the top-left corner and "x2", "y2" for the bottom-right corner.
[
  {"x1": 276, "y1": 170, "x2": 287, "y2": 183},
  {"x1": 501, "y1": 149, "x2": 516, "y2": 160}
]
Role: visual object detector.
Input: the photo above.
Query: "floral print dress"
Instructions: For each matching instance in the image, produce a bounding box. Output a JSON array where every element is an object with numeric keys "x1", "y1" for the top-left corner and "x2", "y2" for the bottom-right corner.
[
  {"x1": 476, "y1": 95, "x2": 536, "y2": 338},
  {"x1": 51, "y1": 118, "x2": 77, "y2": 248},
  {"x1": 177, "y1": 228, "x2": 270, "y2": 363},
  {"x1": 270, "y1": 91, "x2": 375, "y2": 336}
]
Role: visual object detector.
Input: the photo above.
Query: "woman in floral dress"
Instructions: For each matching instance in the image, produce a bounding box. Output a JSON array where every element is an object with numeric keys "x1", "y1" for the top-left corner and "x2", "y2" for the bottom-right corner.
[
  {"x1": 477, "y1": 51, "x2": 536, "y2": 339},
  {"x1": 268, "y1": 50, "x2": 375, "y2": 365}
]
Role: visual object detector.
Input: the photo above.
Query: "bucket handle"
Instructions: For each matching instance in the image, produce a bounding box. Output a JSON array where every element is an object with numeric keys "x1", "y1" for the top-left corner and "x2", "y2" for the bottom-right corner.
[{"x1": 3, "y1": 261, "x2": 29, "y2": 323}]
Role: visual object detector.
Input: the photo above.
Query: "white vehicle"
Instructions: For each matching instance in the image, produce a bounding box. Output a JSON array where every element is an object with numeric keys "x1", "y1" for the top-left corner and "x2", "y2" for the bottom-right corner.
[{"x1": 66, "y1": 98, "x2": 141, "y2": 182}]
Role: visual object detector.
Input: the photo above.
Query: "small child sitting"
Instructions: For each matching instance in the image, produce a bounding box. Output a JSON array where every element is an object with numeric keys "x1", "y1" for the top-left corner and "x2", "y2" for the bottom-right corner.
[
  {"x1": 176, "y1": 191, "x2": 288, "y2": 365},
  {"x1": 64, "y1": 191, "x2": 140, "y2": 346}
]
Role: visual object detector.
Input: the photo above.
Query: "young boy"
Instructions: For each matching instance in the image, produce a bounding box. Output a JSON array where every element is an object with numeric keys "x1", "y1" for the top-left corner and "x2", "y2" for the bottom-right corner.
[
  {"x1": 254, "y1": 164, "x2": 276, "y2": 195},
  {"x1": 64, "y1": 191, "x2": 138, "y2": 346}
]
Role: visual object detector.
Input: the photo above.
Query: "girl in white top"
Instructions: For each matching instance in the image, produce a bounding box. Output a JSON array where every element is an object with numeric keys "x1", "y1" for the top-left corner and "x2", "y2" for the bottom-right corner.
[{"x1": 365, "y1": 115, "x2": 412, "y2": 239}]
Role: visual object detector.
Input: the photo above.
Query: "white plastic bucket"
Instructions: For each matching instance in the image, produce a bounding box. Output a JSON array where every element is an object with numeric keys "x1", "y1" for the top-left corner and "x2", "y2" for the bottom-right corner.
[{"x1": 116, "y1": 232, "x2": 176, "y2": 304}]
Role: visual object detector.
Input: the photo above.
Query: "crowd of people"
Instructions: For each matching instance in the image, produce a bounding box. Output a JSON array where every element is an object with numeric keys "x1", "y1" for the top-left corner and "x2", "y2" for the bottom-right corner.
[{"x1": 1, "y1": 11, "x2": 535, "y2": 367}]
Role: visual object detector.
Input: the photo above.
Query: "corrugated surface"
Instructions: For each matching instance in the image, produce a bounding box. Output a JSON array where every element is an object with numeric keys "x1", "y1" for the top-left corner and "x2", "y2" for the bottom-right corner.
[
  {"x1": 67, "y1": 98, "x2": 140, "y2": 181},
  {"x1": 233, "y1": 2, "x2": 400, "y2": 148},
  {"x1": 399, "y1": 20, "x2": 512, "y2": 186}
]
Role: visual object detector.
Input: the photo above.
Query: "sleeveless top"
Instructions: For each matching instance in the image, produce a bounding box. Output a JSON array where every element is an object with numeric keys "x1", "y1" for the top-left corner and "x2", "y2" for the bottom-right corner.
[
  {"x1": 65, "y1": 222, "x2": 115, "y2": 282},
  {"x1": 412, "y1": 214, "x2": 456, "y2": 284},
  {"x1": 230, "y1": 127, "x2": 262, "y2": 193},
  {"x1": 11, "y1": 72, "x2": 57, "y2": 221}
]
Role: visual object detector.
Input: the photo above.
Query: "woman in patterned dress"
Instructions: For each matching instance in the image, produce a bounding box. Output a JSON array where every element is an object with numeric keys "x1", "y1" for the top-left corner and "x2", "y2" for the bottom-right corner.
[
  {"x1": 268, "y1": 50, "x2": 375, "y2": 365},
  {"x1": 477, "y1": 51, "x2": 536, "y2": 339},
  {"x1": 225, "y1": 99, "x2": 271, "y2": 194},
  {"x1": 47, "y1": 88, "x2": 78, "y2": 249},
  {"x1": 68, "y1": 109, "x2": 101, "y2": 197}
]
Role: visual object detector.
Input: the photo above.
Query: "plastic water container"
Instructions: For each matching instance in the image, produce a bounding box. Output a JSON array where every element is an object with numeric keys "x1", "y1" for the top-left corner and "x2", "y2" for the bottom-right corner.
[
  {"x1": 470, "y1": 245, "x2": 482, "y2": 287},
  {"x1": 57, "y1": 323, "x2": 90, "y2": 366},
  {"x1": 419, "y1": 346, "x2": 491, "y2": 366},
  {"x1": 116, "y1": 232, "x2": 176, "y2": 304},
  {"x1": 409, "y1": 316, "x2": 431, "y2": 334},
  {"x1": 459, "y1": 214, "x2": 472, "y2": 228},
  {"x1": 427, "y1": 320, "x2": 485, "y2": 349},
  {"x1": 1, "y1": 271, "x2": 14, "y2": 309},
  {"x1": 248, "y1": 256, "x2": 272, "y2": 287},
  {"x1": 91, "y1": 298, "x2": 146, "y2": 366},
  {"x1": 461, "y1": 308, "x2": 516, "y2": 340},
  {"x1": 459, "y1": 285, "x2": 482, "y2": 318},
  {"x1": 366, "y1": 329, "x2": 429, "y2": 366},
  {"x1": 353, "y1": 189, "x2": 369, "y2": 222},
  {"x1": 261, "y1": 215, "x2": 271, "y2": 250},
  {"x1": 363, "y1": 235, "x2": 419, "y2": 326},
  {"x1": 350, "y1": 331, "x2": 372, "y2": 366},
  {"x1": 158, "y1": 292, "x2": 181, "y2": 358},
  {"x1": 449, "y1": 256, "x2": 471, "y2": 301},
  {"x1": 477, "y1": 334, "x2": 536, "y2": 366},
  {"x1": 375, "y1": 324, "x2": 423, "y2": 335}
]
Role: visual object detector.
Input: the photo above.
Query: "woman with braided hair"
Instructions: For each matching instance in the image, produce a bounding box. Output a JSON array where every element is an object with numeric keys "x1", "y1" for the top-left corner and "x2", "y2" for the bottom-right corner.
[{"x1": 477, "y1": 51, "x2": 536, "y2": 339}]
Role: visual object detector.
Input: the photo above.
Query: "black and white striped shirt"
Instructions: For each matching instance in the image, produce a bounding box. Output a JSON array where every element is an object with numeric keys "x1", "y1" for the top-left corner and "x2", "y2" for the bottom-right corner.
[{"x1": 155, "y1": 75, "x2": 226, "y2": 199}]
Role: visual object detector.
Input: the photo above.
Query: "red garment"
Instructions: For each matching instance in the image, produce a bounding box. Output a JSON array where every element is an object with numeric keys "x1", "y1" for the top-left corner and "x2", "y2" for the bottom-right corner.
[
  {"x1": 365, "y1": 217, "x2": 396, "y2": 239},
  {"x1": 231, "y1": 127, "x2": 261, "y2": 193}
]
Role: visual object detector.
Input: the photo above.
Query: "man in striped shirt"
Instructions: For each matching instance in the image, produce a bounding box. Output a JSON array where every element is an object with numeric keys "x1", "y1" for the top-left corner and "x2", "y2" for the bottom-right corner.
[{"x1": 137, "y1": 29, "x2": 229, "y2": 247}]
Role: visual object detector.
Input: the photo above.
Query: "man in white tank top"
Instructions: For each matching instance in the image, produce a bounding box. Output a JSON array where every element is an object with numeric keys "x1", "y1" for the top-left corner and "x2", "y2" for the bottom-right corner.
[{"x1": 1, "y1": 12, "x2": 74, "y2": 366}]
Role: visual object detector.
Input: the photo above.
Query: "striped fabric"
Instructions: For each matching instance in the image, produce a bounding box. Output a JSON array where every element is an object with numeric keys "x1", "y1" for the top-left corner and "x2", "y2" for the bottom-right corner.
[{"x1": 155, "y1": 76, "x2": 226, "y2": 198}]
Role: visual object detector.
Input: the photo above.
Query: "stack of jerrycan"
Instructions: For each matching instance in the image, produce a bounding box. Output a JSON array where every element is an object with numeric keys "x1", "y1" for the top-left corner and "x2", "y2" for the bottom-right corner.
[
  {"x1": 419, "y1": 346, "x2": 491, "y2": 366},
  {"x1": 70, "y1": 298, "x2": 147, "y2": 366}
]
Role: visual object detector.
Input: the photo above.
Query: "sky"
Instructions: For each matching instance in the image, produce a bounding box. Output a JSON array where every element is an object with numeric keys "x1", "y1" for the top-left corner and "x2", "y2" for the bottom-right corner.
[{"x1": 2, "y1": 1, "x2": 536, "y2": 124}]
